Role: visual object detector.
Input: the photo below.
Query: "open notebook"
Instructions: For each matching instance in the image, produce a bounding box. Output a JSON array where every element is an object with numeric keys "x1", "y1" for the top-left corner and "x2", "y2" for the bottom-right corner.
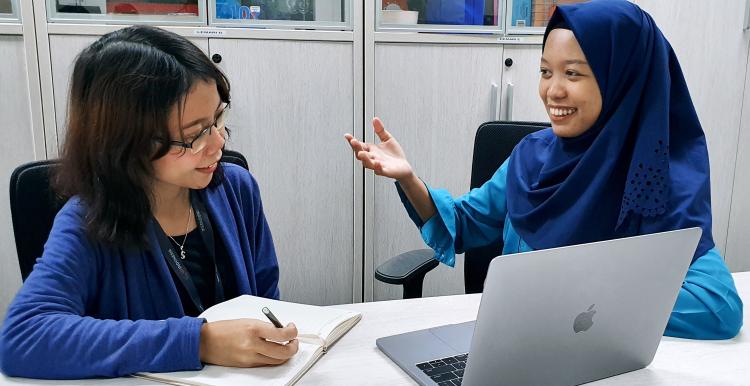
[{"x1": 135, "y1": 295, "x2": 362, "y2": 386}]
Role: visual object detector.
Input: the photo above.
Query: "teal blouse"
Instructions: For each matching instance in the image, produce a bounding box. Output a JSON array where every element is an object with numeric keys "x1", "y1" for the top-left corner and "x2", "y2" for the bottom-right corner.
[{"x1": 397, "y1": 159, "x2": 743, "y2": 340}]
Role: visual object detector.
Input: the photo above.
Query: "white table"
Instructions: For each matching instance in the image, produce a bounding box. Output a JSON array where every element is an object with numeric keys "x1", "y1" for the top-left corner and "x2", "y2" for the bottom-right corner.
[{"x1": 3, "y1": 272, "x2": 749, "y2": 386}]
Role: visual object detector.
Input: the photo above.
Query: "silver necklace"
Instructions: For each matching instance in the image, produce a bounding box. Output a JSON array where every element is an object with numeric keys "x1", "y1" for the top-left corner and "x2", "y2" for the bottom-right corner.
[{"x1": 167, "y1": 206, "x2": 193, "y2": 260}]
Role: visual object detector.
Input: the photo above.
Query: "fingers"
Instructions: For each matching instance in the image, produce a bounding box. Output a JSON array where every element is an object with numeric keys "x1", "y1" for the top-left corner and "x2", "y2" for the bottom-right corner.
[
  {"x1": 251, "y1": 351, "x2": 293, "y2": 366},
  {"x1": 344, "y1": 133, "x2": 355, "y2": 146},
  {"x1": 356, "y1": 150, "x2": 382, "y2": 173},
  {"x1": 255, "y1": 337, "x2": 300, "y2": 361},
  {"x1": 247, "y1": 322, "x2": 299, "y2": 361},
  {"x1": 372, "y1": 117, "x2": 392, "y2": 143},
  {"x1": 345, "y1": 134, "x2": 368, "y2": 153},
  {"x1": 346, "y1": 125, "x2": 387, "y2": 176},
  {"x1": 345, "y1": 116, "x2": 392, "y2": 154},
  {"x1": 258, "y1": 322, "x2": 298, "y2": 342}
]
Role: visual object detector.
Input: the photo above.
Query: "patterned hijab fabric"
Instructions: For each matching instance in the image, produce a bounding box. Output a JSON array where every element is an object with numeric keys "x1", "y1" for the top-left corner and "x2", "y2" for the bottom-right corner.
[{"x1": 505, "y1": 0, "x2": 714, "y2": 261}]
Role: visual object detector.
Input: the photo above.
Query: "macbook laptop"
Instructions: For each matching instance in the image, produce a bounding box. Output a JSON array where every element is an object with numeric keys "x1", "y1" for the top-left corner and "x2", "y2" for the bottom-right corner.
[{"x1": 376, "y1": 227, "x2": 701, "y2": 386}]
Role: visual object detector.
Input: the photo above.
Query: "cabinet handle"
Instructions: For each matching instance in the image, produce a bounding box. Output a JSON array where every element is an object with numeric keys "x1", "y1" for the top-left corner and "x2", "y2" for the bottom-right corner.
[
  {"x1": 505, "y1": 82, "x2": 514, "y2": 121},
  {"x1": 212, "y1": 53, "x2": 222, "y2": 63},
  {"x1": 745, "y1": 0, "x2": 750, "y2": 30},
  {"x1": 491, "y1": 82, "x2": 501, "y2": 121}
]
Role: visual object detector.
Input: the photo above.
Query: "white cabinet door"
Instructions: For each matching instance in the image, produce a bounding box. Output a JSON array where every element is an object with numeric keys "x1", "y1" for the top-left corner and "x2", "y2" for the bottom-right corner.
[
  {"x1": 634, "y1": 0, "x2": 750, "y2": 260},
  {"x1": 372, "y1": 43, "x2": 504, "y2": 300},
  {"x1": 727, "y1": 6, "x2": 750, "y2": 272},
  {"x1": 727, "y1": 61, "x2": 750, "y2": 272},
  {"x1": 501, "y1": 45, "x2": 548, "y2": 123},
  {"x1": 0, "y1": 36, "x2": 42, "y2": 320},
  {"x1": 49, "y1": 35, "x2": 97, "y2": 148},
  {"x1": 209, "y1": 39, "x2": 357, "y2": 305},
  {"x1": 49, "y1": 35, "x2": 209, "y2": 148}
]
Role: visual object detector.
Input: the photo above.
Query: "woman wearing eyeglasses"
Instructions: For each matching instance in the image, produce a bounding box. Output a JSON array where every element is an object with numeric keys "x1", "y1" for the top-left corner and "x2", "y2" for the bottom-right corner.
[{"x1": 0, "y1": 26, "x2": 298, "y2": 378}]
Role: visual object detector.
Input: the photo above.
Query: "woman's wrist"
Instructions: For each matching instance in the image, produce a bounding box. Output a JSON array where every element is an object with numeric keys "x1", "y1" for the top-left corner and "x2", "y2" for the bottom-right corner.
[
  {"x1": 199, "y1": 321, "x2": 209, "y2": 363},
  {"x1": 397, "y1": 172, "x2": 436, "y2": 222},
  {"x1": 396, "y1": 172, "x2": 420, "y2": 191}
]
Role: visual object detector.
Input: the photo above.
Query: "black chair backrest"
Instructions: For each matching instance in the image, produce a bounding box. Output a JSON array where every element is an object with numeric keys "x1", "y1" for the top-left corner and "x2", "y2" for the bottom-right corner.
[
  {"x1": 463, "y1": 121, "x2": 548, "y2": 294},
  {"x1": 221, "y1": 149, "x2": 249, "y2": 170},
  {"x1": 9, "y1": 160, "x2": 65, "y2": 282},
  {"x1": 9, "y1": 149, "x2": 250, "y2": 281}
]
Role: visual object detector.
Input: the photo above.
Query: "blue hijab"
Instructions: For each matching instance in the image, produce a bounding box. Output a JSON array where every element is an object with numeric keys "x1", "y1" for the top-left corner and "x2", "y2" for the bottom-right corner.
[{"x1": 505, "y1": 0, "x2": 714, "y2": 261}]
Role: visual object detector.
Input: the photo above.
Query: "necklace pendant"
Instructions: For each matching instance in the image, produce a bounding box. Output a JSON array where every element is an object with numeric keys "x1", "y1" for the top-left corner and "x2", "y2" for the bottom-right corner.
[{"x1": 179, "y1": 247, "x2": 186, "y2": 260}]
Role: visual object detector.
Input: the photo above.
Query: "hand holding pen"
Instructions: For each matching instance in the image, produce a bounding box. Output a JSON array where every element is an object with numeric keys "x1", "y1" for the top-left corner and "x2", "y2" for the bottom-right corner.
[{"x1": 198, "y1": 311, "x2": 298, "y2": 367}]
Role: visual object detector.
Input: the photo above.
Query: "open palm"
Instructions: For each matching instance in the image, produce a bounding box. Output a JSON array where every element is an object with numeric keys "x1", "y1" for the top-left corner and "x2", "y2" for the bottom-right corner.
[{"x1": 345, "y1": 117, "x2": 413, "y2": 180}]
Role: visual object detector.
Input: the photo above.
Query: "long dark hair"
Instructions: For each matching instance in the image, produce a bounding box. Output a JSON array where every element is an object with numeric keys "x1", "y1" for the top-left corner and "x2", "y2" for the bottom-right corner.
[{"x1": 55, "y1": 25, "x2": 231, "y2": 246}]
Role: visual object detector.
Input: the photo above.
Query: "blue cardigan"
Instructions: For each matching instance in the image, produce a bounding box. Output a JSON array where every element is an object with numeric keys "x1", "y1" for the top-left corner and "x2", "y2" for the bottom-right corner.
[
  {"x1": 397, "y1": 159, "x2": 743, "y2": 340},
  {"x1": 0, "y1": 163, "x2": 280, "y2": 379}
]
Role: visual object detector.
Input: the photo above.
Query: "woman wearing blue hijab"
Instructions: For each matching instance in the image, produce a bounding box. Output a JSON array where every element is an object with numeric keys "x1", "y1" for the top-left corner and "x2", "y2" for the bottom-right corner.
[{"x1": 345, "y1": 0, "x2": 742, "y2": 339}]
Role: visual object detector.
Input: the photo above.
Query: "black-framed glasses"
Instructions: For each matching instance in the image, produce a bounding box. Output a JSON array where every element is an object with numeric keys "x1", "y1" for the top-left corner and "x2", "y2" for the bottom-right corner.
[{"x1": 167, "y1": 104, "x2": 229, "y2": 155}]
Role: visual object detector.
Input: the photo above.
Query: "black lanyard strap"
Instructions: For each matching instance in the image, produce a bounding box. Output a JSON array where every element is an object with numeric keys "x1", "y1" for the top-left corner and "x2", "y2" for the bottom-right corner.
[
  {"x1": 191, "y1": 191, "x2": 225, "y2": 305},
  {"x1": 154, "y1": 191, "x2": 224, "y2": 314}
]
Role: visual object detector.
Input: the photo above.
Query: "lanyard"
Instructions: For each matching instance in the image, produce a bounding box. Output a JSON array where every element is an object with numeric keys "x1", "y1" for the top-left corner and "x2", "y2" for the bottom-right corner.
[{"x1": 154, "y1": 191, "x2": 225, "y2": 314}]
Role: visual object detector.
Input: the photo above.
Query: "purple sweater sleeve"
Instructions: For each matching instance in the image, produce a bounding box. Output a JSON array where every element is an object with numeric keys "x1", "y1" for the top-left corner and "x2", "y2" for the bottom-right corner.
[{"x1": 0, "y1": 204, "x2": 204, "y2": 379}]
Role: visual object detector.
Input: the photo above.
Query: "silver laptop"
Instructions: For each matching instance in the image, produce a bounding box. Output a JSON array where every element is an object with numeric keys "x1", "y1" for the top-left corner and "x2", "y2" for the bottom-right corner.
[{"x1": 376, "y1": 227, "x2": 701, "y2": 386}]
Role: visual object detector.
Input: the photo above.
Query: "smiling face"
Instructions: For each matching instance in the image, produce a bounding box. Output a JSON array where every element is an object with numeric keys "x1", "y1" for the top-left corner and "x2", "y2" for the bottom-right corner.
[
  {"x1": 151, "y1": 80, "x2": 225, "y2": 197},
  {"x1": 539, "y1": 28, "x2": 602, "y2": 138}
]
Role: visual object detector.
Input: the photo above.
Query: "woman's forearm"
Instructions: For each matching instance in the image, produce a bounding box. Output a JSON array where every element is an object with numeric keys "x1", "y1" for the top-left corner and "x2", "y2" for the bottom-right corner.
[{"x1": 397, "y1": 173, "x2": 437, "y2": 223}]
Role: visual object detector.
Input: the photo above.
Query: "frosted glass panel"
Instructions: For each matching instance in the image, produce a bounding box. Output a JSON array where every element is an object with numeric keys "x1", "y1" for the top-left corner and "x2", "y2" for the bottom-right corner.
[
  {"x1": 211, "y1": 0, "x2": 349, "y2": 29},
  {"x1": 507, "y1": 0, "x2": 587, "y2": 33},
  {"x1": 377, "y1": 0, "x2": 501, "y2": 32},
  {"x1": 0, "y1": 0, "x2": 13, "y2": 14},
  {"x1": 0, "y1": 0, "x2": 18, "y2": 21},
  {"x1": 48, "y1": 0, "x2": 205, "y2": 25}
]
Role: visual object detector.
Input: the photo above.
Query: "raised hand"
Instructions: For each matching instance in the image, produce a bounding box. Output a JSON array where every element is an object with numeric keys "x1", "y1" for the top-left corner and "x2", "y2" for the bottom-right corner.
[
  {"x1": 344, "y1": 117, "x2": 436, "y2": 221},
  {"x1": 344, "y1": 117, "x2": 414, "y2": 181},
  {"x1": 199, "y1": 319, "x2": 299, "y2": 367}
]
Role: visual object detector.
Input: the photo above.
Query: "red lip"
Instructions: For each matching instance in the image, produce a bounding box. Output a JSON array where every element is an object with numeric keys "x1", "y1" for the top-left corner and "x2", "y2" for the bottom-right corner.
[
  {"x1": 547, "y1": 105, "x2": 578, "y2": 123},
  {"x1": 196, "y1": 162, "x2": 218, "y2": 174},
  {"x1": 549, "y1": 112, "x2": 575, "y2": 123}
]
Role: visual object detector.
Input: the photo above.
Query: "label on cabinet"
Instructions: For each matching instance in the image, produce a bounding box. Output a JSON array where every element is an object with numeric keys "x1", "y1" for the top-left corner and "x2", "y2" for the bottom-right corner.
[{"x1": 193, "y1": 29, "x2": 226, "y2": 37}]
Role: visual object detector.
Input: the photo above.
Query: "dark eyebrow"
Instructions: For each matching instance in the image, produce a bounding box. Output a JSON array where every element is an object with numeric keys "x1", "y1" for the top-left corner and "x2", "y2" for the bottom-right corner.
[
  {"x1": 539, "y1": 57, "x2": 588, "y2": 66},
  {"x1": 181, "y1": 101, "x2": 224, "y2": 131},
  {"x1": 564, "y1": 59, "x2": 588, "y2": 65}
]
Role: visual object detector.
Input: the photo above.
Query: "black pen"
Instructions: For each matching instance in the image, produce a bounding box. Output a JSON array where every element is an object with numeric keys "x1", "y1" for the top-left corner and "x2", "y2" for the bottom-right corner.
[{"x1": 262, "y1": 306, "x2": 284, "y2": 328}]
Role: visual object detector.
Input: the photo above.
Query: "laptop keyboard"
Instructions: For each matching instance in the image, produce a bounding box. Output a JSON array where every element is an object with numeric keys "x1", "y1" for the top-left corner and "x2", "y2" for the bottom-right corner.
[{"x1": 416, "y1": 353, "x2": 468, "y2": 385}]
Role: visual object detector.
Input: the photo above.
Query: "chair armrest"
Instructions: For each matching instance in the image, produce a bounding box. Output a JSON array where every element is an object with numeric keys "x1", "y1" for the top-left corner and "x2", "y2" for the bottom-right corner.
[{"x1": 375, "y1": 249, "x2": 439, "y2": 298}]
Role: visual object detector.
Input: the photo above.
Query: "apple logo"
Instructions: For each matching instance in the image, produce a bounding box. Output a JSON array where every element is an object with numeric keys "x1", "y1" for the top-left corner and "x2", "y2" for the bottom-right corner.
[{"x1": 573, "y1": 304, "x2": 596, "y2": 333}]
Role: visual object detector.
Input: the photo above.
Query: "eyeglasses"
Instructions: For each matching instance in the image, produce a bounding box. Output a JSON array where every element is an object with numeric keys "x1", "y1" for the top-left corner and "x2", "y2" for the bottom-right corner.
[{"x1": 166, "y1": 105, "x2": 229, "y2": 155}]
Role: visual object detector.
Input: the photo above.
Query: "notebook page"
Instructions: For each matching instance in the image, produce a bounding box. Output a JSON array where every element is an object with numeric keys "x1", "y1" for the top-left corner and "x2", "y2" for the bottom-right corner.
[{"x1": 324, "y1": 315, "x2": 362, "y2": 349}]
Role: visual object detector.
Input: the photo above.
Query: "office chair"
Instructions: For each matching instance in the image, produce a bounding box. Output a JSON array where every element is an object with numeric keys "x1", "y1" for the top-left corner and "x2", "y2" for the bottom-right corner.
[
  {"x1": 374, "y1": 121, "x2": 548, "y2": 298},
  {"x1": 9, "y1": 149, "x2": 249, "y2": 281}
]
